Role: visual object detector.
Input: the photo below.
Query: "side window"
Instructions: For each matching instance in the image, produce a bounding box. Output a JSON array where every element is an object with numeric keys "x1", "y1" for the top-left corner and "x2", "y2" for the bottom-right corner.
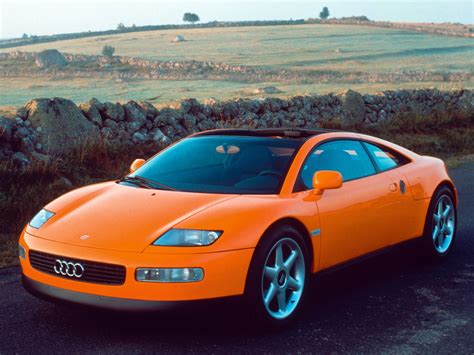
[
  {"x1": 363, "y1": 142, "x2": 406, "y2": 172},
  {"x1": 299, "y1": 140, "x2": 376, "y2": 189}
]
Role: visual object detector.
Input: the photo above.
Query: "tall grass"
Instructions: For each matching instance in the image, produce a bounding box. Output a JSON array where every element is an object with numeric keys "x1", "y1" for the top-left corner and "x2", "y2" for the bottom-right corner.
[{"x1": 0, "y1": 138, "x2": 156, "y2": 236}]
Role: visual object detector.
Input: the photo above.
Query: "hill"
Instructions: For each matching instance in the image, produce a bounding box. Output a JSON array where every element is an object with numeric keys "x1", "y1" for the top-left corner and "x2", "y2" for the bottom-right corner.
[{"x1": 0, "y1": 24, "x2": 472, "y2": 107}]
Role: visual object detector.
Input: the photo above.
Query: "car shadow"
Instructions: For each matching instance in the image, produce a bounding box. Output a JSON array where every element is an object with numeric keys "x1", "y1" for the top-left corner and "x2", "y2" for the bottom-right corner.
[{"x1": 36, "y1": 242, "x2": 457, "y2": 349}]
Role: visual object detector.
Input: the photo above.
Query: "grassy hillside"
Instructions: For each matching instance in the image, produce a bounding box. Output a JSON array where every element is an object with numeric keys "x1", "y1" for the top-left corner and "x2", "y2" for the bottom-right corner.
[
  {"x1": 3, "y1": 24, "x2": 472, "y2": 73},
  {"x1": 0, "y1": 24, "x2": 472, "y2": 107}
]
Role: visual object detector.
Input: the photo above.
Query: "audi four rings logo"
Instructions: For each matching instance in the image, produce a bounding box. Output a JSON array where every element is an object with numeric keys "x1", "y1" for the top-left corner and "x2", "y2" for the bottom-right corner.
[{"x1": 53, "y1": 259, "x2": 85, "y2": 278}]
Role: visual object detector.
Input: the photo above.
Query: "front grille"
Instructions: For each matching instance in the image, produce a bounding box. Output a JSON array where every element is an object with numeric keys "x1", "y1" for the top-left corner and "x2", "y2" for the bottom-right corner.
[{"x1": 29, "y1": 250, "x2": 126, "y2": 285}]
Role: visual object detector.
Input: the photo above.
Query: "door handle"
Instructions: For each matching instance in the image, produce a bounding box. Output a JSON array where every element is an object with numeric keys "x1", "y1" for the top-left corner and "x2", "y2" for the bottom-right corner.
[{"x1": 389, "y1": 183, "x2": 398, "y2": 192}]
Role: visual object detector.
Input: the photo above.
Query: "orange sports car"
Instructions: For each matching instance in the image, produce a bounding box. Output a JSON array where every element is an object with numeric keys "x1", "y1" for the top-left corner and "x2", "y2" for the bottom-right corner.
[{"x1": 19, "y1": 129, "x2": 458, "y2": 325}]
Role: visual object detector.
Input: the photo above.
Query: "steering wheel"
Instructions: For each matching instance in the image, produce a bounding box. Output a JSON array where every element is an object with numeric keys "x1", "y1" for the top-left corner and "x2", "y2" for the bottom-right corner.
[{"x1": 257, "y1": 170, "x2": 283, "y2": 178}]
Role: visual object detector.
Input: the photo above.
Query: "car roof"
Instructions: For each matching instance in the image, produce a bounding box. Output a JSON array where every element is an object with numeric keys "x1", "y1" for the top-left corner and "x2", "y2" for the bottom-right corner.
[{"x1": 193, "y1": 128, "x2": 342, "y2": 139}]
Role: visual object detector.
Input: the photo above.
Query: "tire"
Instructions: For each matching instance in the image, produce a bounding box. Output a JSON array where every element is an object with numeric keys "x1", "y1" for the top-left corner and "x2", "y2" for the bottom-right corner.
[
  {"x1": 244, "y1": 225, "x2": 310, "y2": 327},
  {"x1": 420, "y1": 185, "x2": 457, "y2": 260}
]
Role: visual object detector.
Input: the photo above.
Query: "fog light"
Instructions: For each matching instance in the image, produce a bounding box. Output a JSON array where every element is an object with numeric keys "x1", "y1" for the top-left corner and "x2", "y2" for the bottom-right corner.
[
  {"x1": 136, "y1": 268, "x2": 204, "y2": 283},
  {"x1": 18, "y1": 244, "x2": 26, "y2": 260}
]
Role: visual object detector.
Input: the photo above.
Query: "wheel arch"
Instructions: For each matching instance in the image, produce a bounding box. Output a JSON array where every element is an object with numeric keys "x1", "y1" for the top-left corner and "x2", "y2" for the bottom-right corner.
[
  {"x1": 435, "y1": 180, "x2": 457, "y2": 207},
  {"x1": 260, "y1": 217, "x2": 314, "y2": 270}
]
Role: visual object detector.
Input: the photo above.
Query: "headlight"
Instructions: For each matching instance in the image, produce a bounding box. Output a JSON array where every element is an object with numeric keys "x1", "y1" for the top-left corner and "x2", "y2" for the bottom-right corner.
[
  {"x1": 29, "y1": 209, "x2": 55, "y2": 229},
  {"x1": 153, "y1": 229, "x2": 222, "y2": 246},
  {"x1": 18, "y1": 244, "x2": 26, "y2": 260}
]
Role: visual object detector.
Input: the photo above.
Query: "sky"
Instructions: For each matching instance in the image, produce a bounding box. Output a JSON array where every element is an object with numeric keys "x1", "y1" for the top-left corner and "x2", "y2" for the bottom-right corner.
[{"x1": 0, "y1": 0, "x2": 472, "y2": 39}]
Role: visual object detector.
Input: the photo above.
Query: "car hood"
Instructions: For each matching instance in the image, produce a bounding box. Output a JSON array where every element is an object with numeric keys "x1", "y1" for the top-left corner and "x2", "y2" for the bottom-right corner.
[{"x1": 30, "y1": 182, "x2": 237, "y2": 252}]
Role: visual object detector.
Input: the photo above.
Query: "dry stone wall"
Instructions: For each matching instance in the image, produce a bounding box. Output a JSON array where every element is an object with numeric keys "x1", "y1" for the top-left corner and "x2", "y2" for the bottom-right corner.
[
  {"x1": 0, "y1": 89, "x2": 472, "y2": 168},
  {"x1": 1, "y1": 51, "x2": 470, "y2": 85}
]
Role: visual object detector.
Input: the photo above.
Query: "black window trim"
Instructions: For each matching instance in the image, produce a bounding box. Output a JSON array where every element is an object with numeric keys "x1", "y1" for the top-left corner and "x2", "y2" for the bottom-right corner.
[{"x1": 292, "y1": 137, "x2": 412, "y2": 193}]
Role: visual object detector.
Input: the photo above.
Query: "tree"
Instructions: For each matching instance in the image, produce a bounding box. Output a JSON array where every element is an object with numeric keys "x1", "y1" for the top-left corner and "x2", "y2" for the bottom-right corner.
[
  {"x1": 117, "y1": 22, "x2": 126, "y2": 31},
  {"x1": 319, "y1": 7, "x2": 330, "y2": 19},
  {"x1": 183, "y1": 13, "x2": 200, "y2": 24},
  {"x1": 22, "y1": 33, "x2": 28, "y2": 39},
  {"x1": 102, "y1": 45, "x2": 116, "y2": 58}
]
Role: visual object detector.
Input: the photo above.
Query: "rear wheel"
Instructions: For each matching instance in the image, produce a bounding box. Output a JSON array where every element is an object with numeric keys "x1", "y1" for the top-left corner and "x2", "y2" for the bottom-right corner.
[
  {"x1": 245, "y1": 225, "x2": 309, "y2": 327},
  {"x1": 421, "y1": 186, "x2": 457, "y2": 260}
]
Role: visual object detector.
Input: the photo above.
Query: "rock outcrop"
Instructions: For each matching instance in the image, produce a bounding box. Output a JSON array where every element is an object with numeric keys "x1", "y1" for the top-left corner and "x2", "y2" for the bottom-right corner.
[
  {"x1": 35, "y1": 49, "x2": 67, "y2": 69},
  {"x1": 339, "y1": 89, "x2": 366, "y2": 127},
  {"x1": 25, "y1": 98, "x2": 100, "y2": 154}
]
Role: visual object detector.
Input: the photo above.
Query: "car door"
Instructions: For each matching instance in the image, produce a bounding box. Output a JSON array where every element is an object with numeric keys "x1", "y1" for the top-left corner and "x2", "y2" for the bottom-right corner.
[
  {"x1": 297, "y1": 139, "x2": 403, "y2": 270},
  {"x1": 362, "y1": 141, "x2": 422, "y2": 244}
]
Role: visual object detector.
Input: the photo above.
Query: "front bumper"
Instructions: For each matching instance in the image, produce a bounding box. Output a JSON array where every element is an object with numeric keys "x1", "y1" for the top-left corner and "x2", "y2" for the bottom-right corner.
[
  {"x1": 19, "y1": 231, "x2": 254, "y2": 304},
  {"x1": 22, "y1": 274, "x2": 187, "y2": 311}
]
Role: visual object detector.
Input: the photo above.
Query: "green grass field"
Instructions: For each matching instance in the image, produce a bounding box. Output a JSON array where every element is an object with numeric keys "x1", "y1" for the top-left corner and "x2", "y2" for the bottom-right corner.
[
  {"x1": 0, "y1": 24, "x2": 472, "y2": 107},
  {"x1": 0, "y1": 75, "x2": 467, "y2": 108}
]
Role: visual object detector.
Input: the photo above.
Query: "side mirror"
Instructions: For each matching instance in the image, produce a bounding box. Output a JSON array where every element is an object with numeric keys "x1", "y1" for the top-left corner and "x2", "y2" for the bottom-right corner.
[
  {"x1": 130, "y1": 159, "x2": 146, "y2": 173},
  {"x1": 312, "y1": 170, "x2": 343, "y2": 195}
]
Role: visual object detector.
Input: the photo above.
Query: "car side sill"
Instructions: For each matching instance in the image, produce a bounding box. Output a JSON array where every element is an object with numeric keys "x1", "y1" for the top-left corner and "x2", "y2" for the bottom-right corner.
[{"x1": 315, "y1": 236, "x2": 422, "y2": 277}]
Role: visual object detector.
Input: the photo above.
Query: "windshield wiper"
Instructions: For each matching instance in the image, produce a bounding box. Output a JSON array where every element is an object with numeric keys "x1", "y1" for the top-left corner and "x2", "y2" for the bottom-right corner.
[{"x1": 120, "y1": 176, "x2": 175, "y2": 191}]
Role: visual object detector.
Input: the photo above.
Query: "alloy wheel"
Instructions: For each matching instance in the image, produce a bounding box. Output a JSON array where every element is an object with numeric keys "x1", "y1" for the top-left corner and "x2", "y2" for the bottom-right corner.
[
  {"x1": 432, "y1": 195, "x2": 455, "y2": 254},
  {"x1": 261, "y1": 238, "x2": 305, "y2": 320}
]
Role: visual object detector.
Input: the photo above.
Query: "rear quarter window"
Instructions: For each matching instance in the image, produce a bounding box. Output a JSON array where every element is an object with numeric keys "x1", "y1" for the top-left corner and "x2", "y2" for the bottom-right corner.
[{"x1": 363, "y1": 142, "x2": 410, "y2": 172}]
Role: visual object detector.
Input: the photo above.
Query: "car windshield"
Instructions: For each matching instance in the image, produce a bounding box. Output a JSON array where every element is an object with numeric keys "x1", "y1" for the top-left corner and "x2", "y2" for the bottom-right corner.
[{"x1": 128, "y1": 135, "x2": 302, "y2": 194}]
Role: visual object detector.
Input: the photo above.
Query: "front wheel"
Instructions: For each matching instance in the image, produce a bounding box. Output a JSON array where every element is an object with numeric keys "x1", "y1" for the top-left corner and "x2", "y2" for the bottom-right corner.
[{"x1": 244, "y1": 225, "x2": 309, "y2": 326}]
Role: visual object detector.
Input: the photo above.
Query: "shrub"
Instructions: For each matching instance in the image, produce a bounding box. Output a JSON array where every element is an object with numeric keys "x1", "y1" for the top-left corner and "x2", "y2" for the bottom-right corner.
[{"x1": 102, "y1": 45, "x2": 116, "y2": 58}]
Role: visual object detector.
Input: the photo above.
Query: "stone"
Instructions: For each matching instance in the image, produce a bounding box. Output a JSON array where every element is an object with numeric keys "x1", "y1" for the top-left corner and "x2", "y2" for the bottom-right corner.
[
  {"x1": 253, "y1": 86, "x2": 283, "y2": 95},
  {"x1": 132, "y1": 131, "x2": 148, "y2": 144},
  {"x1": 339, "y1": 89, "x2": 366, "y2": 127},
  {"x1": 11, "y1": 152, "x2": 30, "y2": 168},
  {"x1": 180, "y1": 98, "x2": 203, "y2": 115},
  {"x1": 25, "y1": 98, "x2": 100, "y2": 155},
  {"x1": 79, "y1": 98, "x2": 104, "y2": 127},
  {"x1": 0, "y1": 117, "x2": 14, "y2": 142},
  {"x1": 101, "y1": 102, "x2": 125, "y2": 121},
  {"x1": 16, "y1": 107, "x2": 28, "y2": 120},
  {"x1": 124, "y1": 101, "x2": 146, "y2": 122},
  {"x1": 138, "y1": 101, "x2": 158, "y2": 120},
  {"x1": 173, "y1": 35, "x2": 186, "y2": 43},
  {"x1": 35, "y1": 49, "x2": 67, "y2": 69},
  {"x1": 13, "y1": 127, "x2": 31, "y2": 140},
  {"x1": 126, "y1": 120, "x2": 144, "y2": 134},
  {"x1": 457, "y1": 90, "x2": 474, "y2": 118},
  {"x1": 103, "y1": 119, "x2": 118, "y2": 130},
  {"x1": 182, "y1": 114, "x2": 198, "y2": 133},
  {"x1": 150, "y1": 128, "x2": 172, "y2": 148}
]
